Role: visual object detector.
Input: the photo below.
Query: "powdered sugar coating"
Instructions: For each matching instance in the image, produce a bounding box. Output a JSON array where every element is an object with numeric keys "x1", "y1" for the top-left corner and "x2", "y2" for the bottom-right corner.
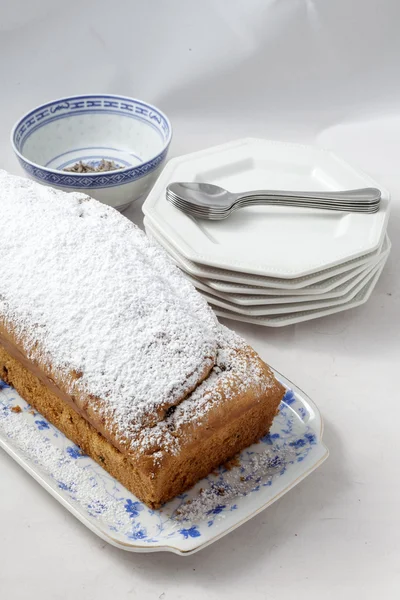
[
  {"x1": 0, "y1": 171, "x2": 220, "y2": 435},
  {"x1": 0, "y1": 172, "x2": 278, "y2": 456}
]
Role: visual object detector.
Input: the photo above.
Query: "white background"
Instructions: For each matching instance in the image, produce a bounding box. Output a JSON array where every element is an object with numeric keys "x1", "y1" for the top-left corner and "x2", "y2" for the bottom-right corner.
[{"x1": 1, "y1": 1, "x2": 399, "y2": 598}]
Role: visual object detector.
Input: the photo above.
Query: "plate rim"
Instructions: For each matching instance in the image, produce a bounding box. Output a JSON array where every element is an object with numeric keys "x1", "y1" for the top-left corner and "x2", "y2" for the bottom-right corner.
[
  {"x1": 215, "y1": 258, "x2": 386, "y2": 327},
  {"x1": 144, "y1": 214, "x2": 387, "y2": 291},
  {"x1": 185, "y1": 250, "x2": 388, "y2": 305},
  {"x1": 200, "y1": 257, "x2": 385, "y2": 316}
]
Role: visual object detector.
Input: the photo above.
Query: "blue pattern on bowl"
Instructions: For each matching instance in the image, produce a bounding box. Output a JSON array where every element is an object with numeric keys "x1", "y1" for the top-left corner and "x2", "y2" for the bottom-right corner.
[{"x1": 12, "y1": 95, "x2": 172, "y2": 190}]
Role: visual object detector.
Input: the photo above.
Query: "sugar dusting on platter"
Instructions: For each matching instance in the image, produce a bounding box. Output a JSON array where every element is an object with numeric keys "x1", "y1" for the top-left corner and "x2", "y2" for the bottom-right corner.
[{"x1": 0, "y1": 373, "x2": 328, "y2": 554}]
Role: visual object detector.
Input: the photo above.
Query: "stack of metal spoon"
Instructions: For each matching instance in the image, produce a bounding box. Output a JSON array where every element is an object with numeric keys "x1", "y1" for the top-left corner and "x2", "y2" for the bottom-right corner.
[{"x1": 166, "y1": 182, "x2": 381, "y2": 220}]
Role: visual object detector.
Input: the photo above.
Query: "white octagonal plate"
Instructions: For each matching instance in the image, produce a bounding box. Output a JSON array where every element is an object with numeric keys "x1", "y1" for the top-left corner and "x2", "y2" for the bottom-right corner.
[
  {"x1": 143, "y1": 139, "x2": 390, "y2": 278},
  {"x1": 147, "y1": 230, "x2": 390, "y2": 306},
  {"x1": 144, "y1": 215, "x2": 386, "y2": 293}
]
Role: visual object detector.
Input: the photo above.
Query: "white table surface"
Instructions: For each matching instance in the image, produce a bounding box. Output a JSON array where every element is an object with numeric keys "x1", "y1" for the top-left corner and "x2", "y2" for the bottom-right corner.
[{"x1": 1, "y1": 1, "x2": 399, "y2": 598}]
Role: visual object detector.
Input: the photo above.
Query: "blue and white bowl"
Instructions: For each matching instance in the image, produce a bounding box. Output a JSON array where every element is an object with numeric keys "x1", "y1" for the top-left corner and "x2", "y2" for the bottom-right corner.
[{"x1": 11, "y1": 94, "x2": 172, "y2": 210}]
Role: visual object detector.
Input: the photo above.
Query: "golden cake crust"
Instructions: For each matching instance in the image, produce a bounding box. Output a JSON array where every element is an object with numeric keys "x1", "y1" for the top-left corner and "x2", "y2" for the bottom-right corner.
[{"x1": 0, "y1": 338, "x2": 284, "y2": 508}]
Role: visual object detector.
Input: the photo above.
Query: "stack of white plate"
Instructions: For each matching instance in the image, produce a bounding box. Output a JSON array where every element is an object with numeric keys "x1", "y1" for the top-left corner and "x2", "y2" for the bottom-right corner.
[{"x1": 143, "y1": 139, "x2": 391, "y2": 327}]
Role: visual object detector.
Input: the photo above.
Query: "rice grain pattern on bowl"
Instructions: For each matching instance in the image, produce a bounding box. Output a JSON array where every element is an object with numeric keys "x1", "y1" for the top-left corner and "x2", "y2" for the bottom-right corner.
[{"x1": 11, "y1": 94, "x2": 172, "y2": 210}]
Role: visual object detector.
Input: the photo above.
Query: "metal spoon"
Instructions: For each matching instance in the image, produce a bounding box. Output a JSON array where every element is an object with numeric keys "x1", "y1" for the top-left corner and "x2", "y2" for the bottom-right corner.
[
  {"x1": 166, "y1": 182, "x2": 381, "y2": 219},
  {"x1": 169, "y1": 195, "x2": 379, "y2": 215}
]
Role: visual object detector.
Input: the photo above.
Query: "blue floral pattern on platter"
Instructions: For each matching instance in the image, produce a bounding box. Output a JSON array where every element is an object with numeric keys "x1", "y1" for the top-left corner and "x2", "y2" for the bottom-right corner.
[{"x1": 0, "y1": 371, "x2": 328, "y2": 555}]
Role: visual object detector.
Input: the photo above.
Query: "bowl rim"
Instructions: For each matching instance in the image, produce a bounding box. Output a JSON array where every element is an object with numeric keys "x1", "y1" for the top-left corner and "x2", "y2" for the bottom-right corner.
[{"x1": 10, "y1": 93, "x2": 173, "y2": 178}]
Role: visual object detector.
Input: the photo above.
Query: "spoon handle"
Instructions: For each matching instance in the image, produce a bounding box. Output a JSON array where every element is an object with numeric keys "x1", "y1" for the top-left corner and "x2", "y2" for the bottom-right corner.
[
  {"x1": 232, "y1": 197, "x2": 379, "y2": 213},
  {"x1": 235, "y1": 187, "x2": 381, "y2": 204}
]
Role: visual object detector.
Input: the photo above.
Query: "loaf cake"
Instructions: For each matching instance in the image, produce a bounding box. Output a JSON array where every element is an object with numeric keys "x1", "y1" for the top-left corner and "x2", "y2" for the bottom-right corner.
[{"x1": 0, "y1": 171, "x2": 285, "y2": 508}]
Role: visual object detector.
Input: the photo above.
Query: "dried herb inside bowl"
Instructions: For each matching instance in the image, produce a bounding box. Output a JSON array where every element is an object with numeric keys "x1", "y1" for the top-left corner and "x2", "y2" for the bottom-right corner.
[{"x1": 63, "y1": 159, "x2": 123, "y2": 173}]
